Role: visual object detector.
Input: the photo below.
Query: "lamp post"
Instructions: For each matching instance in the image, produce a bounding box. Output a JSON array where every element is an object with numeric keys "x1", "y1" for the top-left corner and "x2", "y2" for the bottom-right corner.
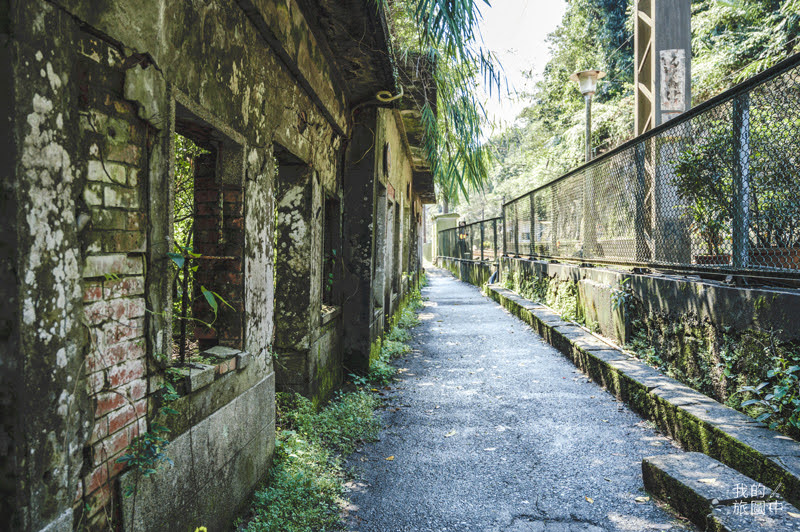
[{"x1": 570, "y1": 69, "x2": 605, "y2": 163}]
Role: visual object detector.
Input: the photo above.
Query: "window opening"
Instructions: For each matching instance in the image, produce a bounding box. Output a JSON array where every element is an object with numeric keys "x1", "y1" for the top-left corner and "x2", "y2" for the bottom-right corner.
[
  {"x1": 171, "y1": 127, "x2": 244, "y2": 365},
  {"x1": 322, "y1": 195, "x2": 341, "y2": 308}
]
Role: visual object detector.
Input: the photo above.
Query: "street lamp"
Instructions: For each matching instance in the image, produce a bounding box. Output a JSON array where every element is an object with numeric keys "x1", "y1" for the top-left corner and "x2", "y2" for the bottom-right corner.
[{"x1": 570, "y1": 69, "x2": 606, "y2": 163}]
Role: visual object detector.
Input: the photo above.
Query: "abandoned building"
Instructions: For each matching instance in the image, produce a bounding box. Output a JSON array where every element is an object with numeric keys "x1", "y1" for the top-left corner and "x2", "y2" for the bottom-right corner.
[{"x1": 0, "y1": 1, "x2": 437, "y2": 530}]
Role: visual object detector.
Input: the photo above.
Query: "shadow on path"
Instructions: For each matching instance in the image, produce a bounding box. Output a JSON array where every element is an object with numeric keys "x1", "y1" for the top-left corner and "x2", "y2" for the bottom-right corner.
[{"x1": 345, "y1": 268, "x2": 695, "y2": 532}]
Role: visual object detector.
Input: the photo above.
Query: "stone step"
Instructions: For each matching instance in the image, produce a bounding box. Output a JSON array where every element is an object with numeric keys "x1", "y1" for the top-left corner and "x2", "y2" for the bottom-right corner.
[{"x1": 643, "y1": 452, "x2": 800, "y2": 531}]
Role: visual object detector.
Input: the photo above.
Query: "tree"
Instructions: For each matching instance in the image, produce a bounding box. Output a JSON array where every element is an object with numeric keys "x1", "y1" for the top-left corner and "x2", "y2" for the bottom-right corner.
[{"x1": 382, "y1": 0, "x2": 503, "y2": 201}]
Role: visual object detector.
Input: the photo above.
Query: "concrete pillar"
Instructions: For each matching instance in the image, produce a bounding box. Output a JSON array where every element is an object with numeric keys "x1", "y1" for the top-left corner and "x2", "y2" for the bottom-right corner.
[
  {"x1": 634, "y1": 0, "x2": 692, "y2": 264},
  {"x1": 342, "y1": 107, "x2": 379, "y2": 373},
  {"x1": 635, "y1": 0, "x2": 691, "y2": 134}
]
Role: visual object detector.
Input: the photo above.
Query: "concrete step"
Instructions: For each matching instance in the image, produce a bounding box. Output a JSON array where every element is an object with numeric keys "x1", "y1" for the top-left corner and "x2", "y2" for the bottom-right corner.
[{"x1": 643, "y1": 452, "x2": 800, "y2": 531}]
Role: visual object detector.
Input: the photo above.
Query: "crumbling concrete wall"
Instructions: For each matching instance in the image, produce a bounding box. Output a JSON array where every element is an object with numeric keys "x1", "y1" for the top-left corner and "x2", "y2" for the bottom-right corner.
[
  {"x1": 4, "y1": 0, "x2": 349, "y2": 529},
  {"x1": 273, "y1": 160, "x2": 344, "y2": 404},
  {"x1": 6, "y1": 0, "x2": 432, "y2": 529},
  {"x1": 0, "y1": 3, "x2": 19, "y2": 525},
  {"x1": 376, "y1": 108, "x2": 415, "y2": 319},
  {"x1": 5, "y1": 4, "x2": 90, "y2": 530},
  {"x1": 341, "y1": 106, "x2": 424, "y2": 373}
]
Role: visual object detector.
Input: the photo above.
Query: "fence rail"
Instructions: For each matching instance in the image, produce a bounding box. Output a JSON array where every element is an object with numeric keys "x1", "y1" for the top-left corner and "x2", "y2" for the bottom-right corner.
[
  {"x1": 438, "y1": 218, "x2": 503, "y2": 262},
  {"x1": 439, "y1": 52, "x2": 800, "y2": 277}
]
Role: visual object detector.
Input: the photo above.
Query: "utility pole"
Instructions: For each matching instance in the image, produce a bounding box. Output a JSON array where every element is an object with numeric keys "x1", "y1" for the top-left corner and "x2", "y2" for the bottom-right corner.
[
  {"x1": 635, "y1": 0, "x2": 692, "y2": 134},
  {"x1": 634, "y1": 0, "x2": 692, "y2": 263}
]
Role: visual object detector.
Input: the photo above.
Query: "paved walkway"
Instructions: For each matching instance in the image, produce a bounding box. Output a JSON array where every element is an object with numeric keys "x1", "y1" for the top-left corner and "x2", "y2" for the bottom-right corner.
[{"x1": 345, "y1": 268, "x2": 695, "y2": 532}]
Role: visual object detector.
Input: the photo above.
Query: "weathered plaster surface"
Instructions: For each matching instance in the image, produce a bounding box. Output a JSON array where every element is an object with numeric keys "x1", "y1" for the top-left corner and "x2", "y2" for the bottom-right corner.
[{"x1": 10, "y1": 3, "x2": 89, "y2": 530}]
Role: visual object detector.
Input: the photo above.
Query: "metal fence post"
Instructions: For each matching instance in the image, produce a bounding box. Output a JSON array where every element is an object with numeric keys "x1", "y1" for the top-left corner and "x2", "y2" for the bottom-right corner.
[
  {"x1": 493, "y1": 218, "x2": 498, "y2": 260},
  {"x1": 634, "y1": 142, "x2": 649, "y2": 262},
  {"x1": 732, "y1": 94, "x2": 751, "y2": 269},
  {"x1": 480, "y1": 222, "x2": 485, "y2": 261},
  {"x1": 529, "y1": 192, "x2": 535, "y2": 256},
  {"x1": 551, "y1": 185, "x2": 558, "y2": 256},
  {"x1": 514, "y1": 201, "x2": 520, "y2": 256},
  {"x1": 501, "y1": 204, "x2": 506, "y2": 256}
]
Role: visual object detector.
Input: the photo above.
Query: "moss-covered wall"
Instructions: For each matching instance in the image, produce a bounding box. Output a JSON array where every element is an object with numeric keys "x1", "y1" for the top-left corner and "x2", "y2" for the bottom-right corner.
[
  {"x1": 5, "y1": 0, "x2": 353, "y2": 529},
  {"x1": 438, "y1": 257, "x2": 495, "y2": 287},
  {"x1": 7, "y1": 0, "x2": 430, "y2": 528},
  {"x1": 341, "y1": 105, "x2": 427, "y2": 375},
  {"x1": 6, "y1": 4, "x2": 90, "y2": 530},
  {"x1": 376, "y1": 108, "x2": 414, "y2": 320}
]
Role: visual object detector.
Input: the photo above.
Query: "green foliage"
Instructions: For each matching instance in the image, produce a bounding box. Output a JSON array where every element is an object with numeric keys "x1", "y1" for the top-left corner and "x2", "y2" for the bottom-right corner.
[
  {"x1": 241, "y1": 391, "x2": 382, "y2": 531},
  {"x1": 170, "y1": 134, "x2": 234, "y2": 359},
  {"x1": 454, "y1": 0, "x2": 634, "y2": 219},
  {"x1": 358, "y1": 285, "x2": 423, "y2": 385},
  {"x1": 277, "y1": 392, "x2": 381, "y2": 456},
  {"x1": 382, "y1": 0, "x2": 502, "y2": 199},
  {"x1": 173, "y1": 134, "x2": 207, "y2": 250},
  {"x1": 628, "y1": 329, "x2": 665, "y2": 370},
  {"x1": 627, "y1": 317, "x2": 800, "y2": 439},
  {"x1": 672, "y1": 107, "x2": 800, "y2": 253},
  {"x1": 610, "y1": 277, "x2": 632, "y2": 311},
  {"x1": 549, "y1": 281, "x2": 579, "y2": 322},
  {"x1": 394, "y1": 305, "x2": 421, "y2": 330},
  {"x1": 116, "y1": 383, "x2": 180, "y2": 496},
  {"x1": 735, "y1": 335, "x2": 800, "y2": 436},
  {"x1": 692, "y1": 0, "x2": 800, "y2": 102},
  {"x1": 456, "y1": 0, "x2": 800, "y2": 223},
  {"x1": 243, "y1": 432, "x2": 344, "y2": 532},
  {"x1": 387, "y1": 326, "x2": 412, "y2": 342}
]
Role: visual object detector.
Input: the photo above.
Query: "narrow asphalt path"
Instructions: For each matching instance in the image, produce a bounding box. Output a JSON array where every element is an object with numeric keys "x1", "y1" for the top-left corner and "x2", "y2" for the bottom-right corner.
[{"x1": 345, "y1": 268, "x2": 695, "y2": 532}]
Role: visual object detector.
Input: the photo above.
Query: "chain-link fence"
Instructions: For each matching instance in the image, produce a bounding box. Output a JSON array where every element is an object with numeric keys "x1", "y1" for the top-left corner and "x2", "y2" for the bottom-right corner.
[
  {"x1": 439, "y1": 53, "x2": 800, "y2": 277},
  {"x1": 438, "y1": 218, "x2": 502, "y2": 261}
]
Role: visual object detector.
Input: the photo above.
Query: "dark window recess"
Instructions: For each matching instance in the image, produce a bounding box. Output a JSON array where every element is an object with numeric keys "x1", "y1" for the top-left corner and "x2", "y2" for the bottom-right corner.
[
  {"x1": 392, "y1": 200, "x2": 401, "y2": 293},
  {"x1": 322, "y1": 196, "x2": 341, "y2": 307}
]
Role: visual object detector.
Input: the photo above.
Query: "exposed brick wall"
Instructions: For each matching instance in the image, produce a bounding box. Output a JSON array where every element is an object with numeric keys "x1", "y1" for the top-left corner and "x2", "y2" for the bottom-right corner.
[
  {"x1": 77, "y1": 33, "x2": 149, "y2": 529},
  {"x1": 193, "y1": 153, "x2": 245, "y2": 350}
]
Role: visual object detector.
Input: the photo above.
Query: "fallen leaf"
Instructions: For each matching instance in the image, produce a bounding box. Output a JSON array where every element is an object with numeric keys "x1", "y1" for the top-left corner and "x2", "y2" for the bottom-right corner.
[
  {"x1": 585, "y1": 497, "x2": 594, "y2": 504},
  {"x1": 445, "y1": 430, "x2": 457, "y2": 438},
  {"x1": 635, "y1": 496, "x2": 650, "y2": 503},
  {"x1": 604, "y1": 478, "x2": 611, "y2": 482},
  {"x1": 385, "y1": 456, "x2": 394, "y2": 461},
  {"x1": 484, "y1": 447, "x2": 497, "y2": 451},
  {"x1": 698, "y1": 478, "x2": 717, "y2": 484},
  {"x1": 371, "y1": 389, "x2": 379, "y2": 392},
  {"x1": 788, "y1": 511, "x2": 800, "y2": 518}
]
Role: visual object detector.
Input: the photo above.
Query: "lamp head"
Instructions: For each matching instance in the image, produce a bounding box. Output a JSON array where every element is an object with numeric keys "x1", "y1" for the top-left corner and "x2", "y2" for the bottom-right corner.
[{"x1": 570, "y1": 69, "x2": 606, "y2": 97}]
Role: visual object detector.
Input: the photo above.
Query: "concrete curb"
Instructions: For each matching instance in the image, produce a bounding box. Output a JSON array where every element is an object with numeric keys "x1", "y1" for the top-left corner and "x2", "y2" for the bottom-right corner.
[
  {"x1": 486, "y1": 283, "x2": 800, "y2": 508},
  {"x1": 642, "y1": 452, "x2": 799, "y2": 530}
]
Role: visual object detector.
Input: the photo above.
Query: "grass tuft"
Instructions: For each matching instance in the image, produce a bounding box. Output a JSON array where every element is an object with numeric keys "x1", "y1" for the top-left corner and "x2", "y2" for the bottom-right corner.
[
  {"x1": 239, "y1": 392, "x2": 380, "y2": 531},
  {"x1": 240, "y1": 279, "x2": 425, "y2": 531}
]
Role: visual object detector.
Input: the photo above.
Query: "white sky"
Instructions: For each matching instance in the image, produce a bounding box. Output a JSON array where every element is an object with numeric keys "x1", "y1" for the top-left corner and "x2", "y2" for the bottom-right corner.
[{"x1": 477, "y1": 0, "x2": 567, "y2": 133}]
